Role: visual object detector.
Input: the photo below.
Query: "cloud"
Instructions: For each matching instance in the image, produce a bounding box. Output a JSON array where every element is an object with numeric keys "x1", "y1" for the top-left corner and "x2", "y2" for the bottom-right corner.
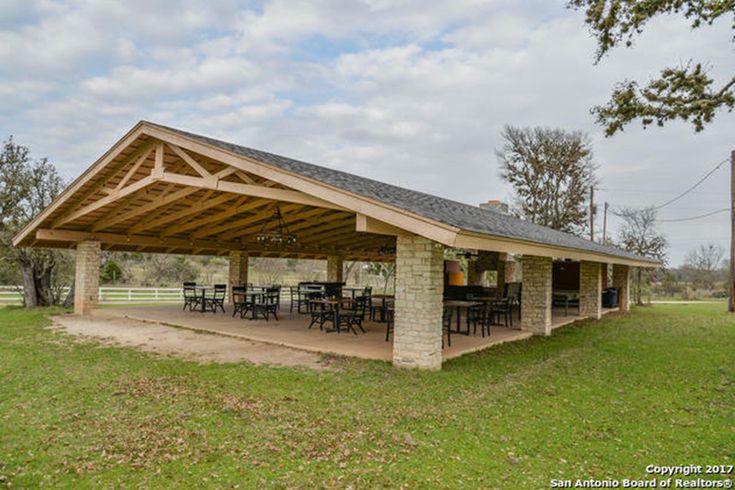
[{"x1": 0, "y1": 0, "x2": 732, "y2": 265}]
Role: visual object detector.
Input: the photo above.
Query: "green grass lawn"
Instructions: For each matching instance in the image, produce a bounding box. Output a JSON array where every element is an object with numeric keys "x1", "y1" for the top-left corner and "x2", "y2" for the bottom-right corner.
[{"x1": 1, "y1": 305, "x2": 733, "y2": 488}]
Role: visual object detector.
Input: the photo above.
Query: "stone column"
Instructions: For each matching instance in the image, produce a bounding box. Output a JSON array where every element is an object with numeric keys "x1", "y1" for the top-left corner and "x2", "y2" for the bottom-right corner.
[
  {"x1": 74, "y1": 240, "x2": 100, "y2": 315},
  {"x1": 392, "y1": 235, "x2": 444, "y2": 370},
  {"x1": 521, "y1": 255, "x2": 552, "y2": 336},
  {"x1": 326, "y1": 255, "x2": 344, "y2": 283},
  {"x1": 228, "y1": 251, "x2": 248, "y2": 303},
  {"x1": 496, "y1": 255, "x2": 507, "y2": 293},
  {"x1": 579, "y1": 261, "x2": 602, "y2": 319},
  {"x1": 612, "y1": 264, "x2": 631, "y2": 312}
]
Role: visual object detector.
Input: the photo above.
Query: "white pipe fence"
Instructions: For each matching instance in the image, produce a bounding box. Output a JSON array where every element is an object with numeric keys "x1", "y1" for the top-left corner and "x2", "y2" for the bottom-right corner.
[{"x1": 0, "y1": 286, "x2": 185, "y2": 306}]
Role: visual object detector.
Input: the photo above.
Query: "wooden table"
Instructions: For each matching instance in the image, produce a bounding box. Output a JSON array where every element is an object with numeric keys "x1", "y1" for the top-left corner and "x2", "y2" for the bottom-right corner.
[{"x1": 443, "y1": 300, "x2": 483, "y2": 335}]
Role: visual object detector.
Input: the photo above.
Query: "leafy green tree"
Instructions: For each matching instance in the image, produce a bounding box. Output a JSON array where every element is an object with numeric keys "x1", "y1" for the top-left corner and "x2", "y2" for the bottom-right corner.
[
  {"x1": 497, "y1": 125, "x2": 598, "y2": 235},
  {"x1": 100, "y1": 260, "x2": 124, "y2": 285},
  {"x1": 569, "y1": 0, "x2": 735, "y2": 135},
  {"x1": 0, "y1": 137, "x2": 73, "y2": 306}
]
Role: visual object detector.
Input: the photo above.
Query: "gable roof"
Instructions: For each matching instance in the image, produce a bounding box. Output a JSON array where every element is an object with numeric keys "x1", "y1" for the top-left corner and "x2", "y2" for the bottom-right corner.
[
  {"x1": 13, "y1": 120, "x2": 659, "y2": 266},
  {"x1": 147, "y1": 122, "x2": 658, "y2": 265}
]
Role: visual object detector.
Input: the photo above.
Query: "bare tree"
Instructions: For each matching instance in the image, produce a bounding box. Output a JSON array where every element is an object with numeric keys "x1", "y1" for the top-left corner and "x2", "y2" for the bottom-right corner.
[
  {"x1": 683, "y1": 243, "x2": 726, "y2": 290},
  {"x1": 0, "y1": 137, "x2": 73, "y2": 307},
  {"x1": 616, "y1": 206, "x2": 668, "y2": 305},
  {"x1": 497, "y1": 126, "x2": 598, "y2": 235}
]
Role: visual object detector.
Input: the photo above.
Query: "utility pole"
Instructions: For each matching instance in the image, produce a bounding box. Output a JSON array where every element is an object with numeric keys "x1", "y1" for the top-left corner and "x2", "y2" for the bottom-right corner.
[
  {"x1": 589, "y1": 186, "x2": 595, "y2": 242},
  {"x1": 602, "y1": 201, "x2": 609, "y2": 245},
  {"x1": 729, "y1": 150, "x2": 735, "y2": 312}
]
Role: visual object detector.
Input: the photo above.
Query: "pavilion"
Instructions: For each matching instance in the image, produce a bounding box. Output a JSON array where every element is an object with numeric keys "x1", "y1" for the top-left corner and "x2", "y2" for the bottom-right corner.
[{"x1": 13, "y1": 121, "x2": 659, "y2": 369}]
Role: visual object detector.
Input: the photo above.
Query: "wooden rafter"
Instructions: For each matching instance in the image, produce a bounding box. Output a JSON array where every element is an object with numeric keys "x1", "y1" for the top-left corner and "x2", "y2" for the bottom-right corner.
[
  {"x1": 191, "y1": 203, "x2": 302, "y2": 239},
  {"x1": 92, "y1": 185, "x2": 201, "y2": 232},
  {"x1": 129, "y1": 191, "x2": 235, "y2": 234},
  {"x1": 162, "y1": 197, "x2": 266, "y2": 236},
  {"x1": 158, "y1": 172, "x2": 344, "y2": 211},
  {"x1": 115, "y1": 145, "x2": 155, "y2": 191},
  {"x1": 35, "y1": 228, "x2": 387, "y2": 260},
  {"x1": 217, "y1": 208, "x2": 341, "y2": 241},
  {"x1": 53, "y1": 176, "x2": 157, "y2": 227},
  {"x1": 167, "y1": 143, "x2": 214, "y2": 179}
]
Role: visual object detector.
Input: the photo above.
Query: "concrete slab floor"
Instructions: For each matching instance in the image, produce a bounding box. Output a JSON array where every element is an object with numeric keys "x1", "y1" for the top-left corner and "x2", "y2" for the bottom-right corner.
[{"x1": 93, "y1": 305, "x2": 534, "y2": 361}]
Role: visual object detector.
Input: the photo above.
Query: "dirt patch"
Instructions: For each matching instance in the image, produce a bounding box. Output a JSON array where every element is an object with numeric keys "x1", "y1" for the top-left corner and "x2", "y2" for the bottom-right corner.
[{"x1": 50, "y1": 314, "x2": 333, "y2": 370}]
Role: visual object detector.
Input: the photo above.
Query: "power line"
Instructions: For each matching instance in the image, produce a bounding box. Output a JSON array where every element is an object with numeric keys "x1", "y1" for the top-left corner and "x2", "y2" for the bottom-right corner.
[
  {"x1": 603, "y1": 155, "x2": 730, "y2": 223},
  {"x1": 651, "y1": 157, "x2": 728, "y2": 210},
  {"x1": 607, "y1": 205, "x2": 729, "y2": 223},
  {"x1": 657, "y1": 208, "x2": 729, "y2": 222}
]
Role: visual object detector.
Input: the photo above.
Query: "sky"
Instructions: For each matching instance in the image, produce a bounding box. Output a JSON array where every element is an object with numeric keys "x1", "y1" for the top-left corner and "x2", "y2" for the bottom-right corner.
[{"x1": 1, "y1": 0, "x2": 733, "y2": 266}]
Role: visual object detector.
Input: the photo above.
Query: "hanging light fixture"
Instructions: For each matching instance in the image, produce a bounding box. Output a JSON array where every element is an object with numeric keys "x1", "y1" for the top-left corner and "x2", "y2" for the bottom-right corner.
[{"x1": 256, "y1": 206, "x2": 297, "y2": 247}]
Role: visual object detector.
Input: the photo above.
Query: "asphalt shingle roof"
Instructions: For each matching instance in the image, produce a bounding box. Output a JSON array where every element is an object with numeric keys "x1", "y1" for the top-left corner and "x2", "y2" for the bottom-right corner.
[{"x1": 151, "y1": 122, "x2": 657, "y2": 265}]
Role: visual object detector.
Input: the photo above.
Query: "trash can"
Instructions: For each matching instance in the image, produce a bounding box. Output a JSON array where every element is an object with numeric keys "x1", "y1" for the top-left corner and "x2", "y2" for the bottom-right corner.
[{"x1": 602, "y1": 287, "x2": 618, "y2": 308}]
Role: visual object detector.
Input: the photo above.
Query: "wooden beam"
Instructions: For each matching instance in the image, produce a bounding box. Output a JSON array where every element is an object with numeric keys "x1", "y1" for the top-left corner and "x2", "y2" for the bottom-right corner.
[
  {"x1": 158, "y1": 172, "x2": 345, "y2": 211},
  {"x1": 192, "y1": 203, "x2": 301, "y2": 239},
  {"x1": 142, "y1": 123, "x2": 459, "y2": 245},
  {"x1": 161, "y1": 197, "x2": 263, "y2": 236},
  {"x1": 218, "y1": 208, "x2": 343, "y2": 241},
  {"x1": 167, "y1": 143, "x2": 213, "y2": 179},
  {"x1": 34, "y1": 228, "x2": 387, "y2": 259},
  {"x1": 356, "y1": 213, "x2": 409, "y2": 236},
  {"x1": 92, "y1": 185, "x2": 201, "y2": 231},
  {"x1": 115, "y1": 145, "x2": 155, "y2": 190},
  {"x1": 454, "y1": 232, "x2": 659, "y2": 268},
  {"x1": 53, "y1": 176, "x2": 158, "y2": 227},
  {"x1": 234, "y1": 171, "x2": 256, "y2": 184},
  {"x1": 129, "y1": 191, "x2": 235, "y2": 234},
  {"x1": 154, "y1": 143, "x2": 164, "y2": 173}
]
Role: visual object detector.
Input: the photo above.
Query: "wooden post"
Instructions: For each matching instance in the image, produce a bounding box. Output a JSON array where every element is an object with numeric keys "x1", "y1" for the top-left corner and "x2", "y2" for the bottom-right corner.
[
  {"x1": 602, "y1": 202, "x2": 609, "y2": 245},
  {"x1": 589, "y1": 186, "x2": 595, "y2": 242},
  {"x1": 729, "y1": 151, "x2": 735, "y2": 313}
]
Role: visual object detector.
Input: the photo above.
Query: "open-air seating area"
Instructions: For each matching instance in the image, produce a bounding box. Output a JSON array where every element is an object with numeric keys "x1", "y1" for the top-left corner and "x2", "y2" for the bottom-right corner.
[{"x1": 181, "y1": 281, "x2": 527, "y2": 349}]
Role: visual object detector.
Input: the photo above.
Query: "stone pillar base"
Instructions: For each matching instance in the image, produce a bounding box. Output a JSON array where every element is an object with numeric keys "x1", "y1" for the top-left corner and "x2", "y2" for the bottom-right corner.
[
  {"x1": 74, "y1": 240, "x2": 100, "y2": 315},
  {"x1": 612, "y1": 264, "x2": 631, "y2": 312},
  {"x1": 579, "y1": 261, "x2": 602, "y2": 320},
  {"x1": 521, "y1": 255, "x2": 552, "y2": 336},
  {"x1": 392, "y1": 235, "x2": 444, "y2": 370},
  {"x1": 228, "y1": 251, "x2": 248, "y2": 303}
]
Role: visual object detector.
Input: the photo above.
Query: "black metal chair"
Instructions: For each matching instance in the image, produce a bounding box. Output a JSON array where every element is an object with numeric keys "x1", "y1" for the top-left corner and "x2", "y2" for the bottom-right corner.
[
  {"x1": 467, "y1": 302, "x2": 487, "y2": 336},
  {"x1": 491, "y1": 298, "x2": 512, "y2": 328},
  {"x1": 385, "y1": 307, "x2": 394, "y2": 341},
  {"x1": 289, "y1": 286, "x2": 299, "y2": 313},
  {"x1": 203, "y1": 284, "x2": 226, "y2": 313},
  {"x1": 337, "y1": 296, "x2": 367, "y2": 335},
  {"x1": 253, "y1": 288, "x2": 279, "y2": 321},
  {"x1": 297, "y1": 286, "x2": 321, "y2": 314},
  {"x1": 442, "y1": 306, "x2": 453, "y2": 348},
  {"x1": 232, "y1": 286, "x2": 251, "y2": 318},
  {"x1": 182, "y1": 282, "x2": 200, "y2": 311}
]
